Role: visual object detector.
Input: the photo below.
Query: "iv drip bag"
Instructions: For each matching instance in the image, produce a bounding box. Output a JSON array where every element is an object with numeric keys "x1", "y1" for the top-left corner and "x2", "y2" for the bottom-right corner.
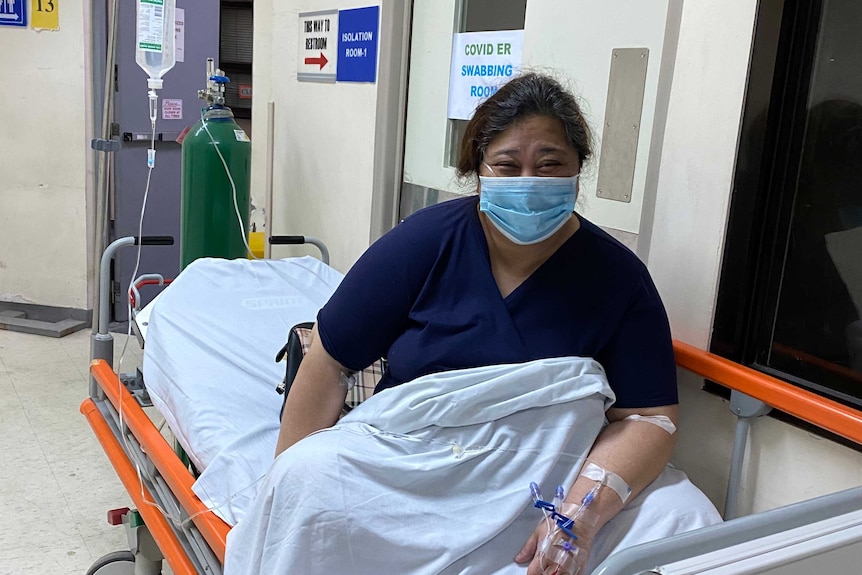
[{"x1": 136, "y1": 0, "x2": 177, "y2": 89}]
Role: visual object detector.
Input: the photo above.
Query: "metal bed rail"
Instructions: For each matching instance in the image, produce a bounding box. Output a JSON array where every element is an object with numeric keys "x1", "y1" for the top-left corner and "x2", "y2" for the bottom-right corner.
[
  {"x1": 82, "y1": 359, "x2": 230, "y2": 573},
  {"x1": 591, "y1": 485, "x2": 862, "y2": 574},
  {"x1": 589, "y1": 340, "x2": 862, "y2": 574}
]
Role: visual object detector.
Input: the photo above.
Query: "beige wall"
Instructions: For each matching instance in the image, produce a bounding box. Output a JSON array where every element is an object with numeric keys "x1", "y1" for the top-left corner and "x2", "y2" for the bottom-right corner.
[
  {"x1": 0, "y1": 4, "x2": 92, "y2": 309},
  {"x1": 252, "y1": 0, "x2": 382, "y2": 273}
]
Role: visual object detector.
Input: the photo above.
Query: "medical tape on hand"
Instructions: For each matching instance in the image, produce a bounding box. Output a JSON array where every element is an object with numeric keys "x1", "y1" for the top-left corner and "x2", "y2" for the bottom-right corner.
[
  {"x1": 622, "y1": 414, "x2": 677, "y2": 434},
  {"x1": 580, "y1": 462, "x2": 632, "y2": 504}
]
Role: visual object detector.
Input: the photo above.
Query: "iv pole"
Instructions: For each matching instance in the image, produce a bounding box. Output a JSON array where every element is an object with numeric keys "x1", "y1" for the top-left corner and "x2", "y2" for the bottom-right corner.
[{"x1": 91, "y1": 0, "x2": 119, "y2": 337}]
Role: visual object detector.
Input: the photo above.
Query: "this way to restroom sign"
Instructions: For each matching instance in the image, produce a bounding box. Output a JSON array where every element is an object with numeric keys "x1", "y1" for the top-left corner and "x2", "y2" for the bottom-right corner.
[
  {"x1": 447, "y1": 30, "x2": 524, "y2": 120},
  {"x1": 298, "y1": 6, "x2": 381, "y2": 84},
  {"x1": 298, "y1": 9, "x2": 338, "y2": 82}
]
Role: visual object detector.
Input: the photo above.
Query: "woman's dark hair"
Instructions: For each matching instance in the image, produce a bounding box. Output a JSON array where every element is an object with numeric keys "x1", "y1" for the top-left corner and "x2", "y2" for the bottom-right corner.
[{"x1": 456, "y1": 73, "x2": 592, "y2": 178}]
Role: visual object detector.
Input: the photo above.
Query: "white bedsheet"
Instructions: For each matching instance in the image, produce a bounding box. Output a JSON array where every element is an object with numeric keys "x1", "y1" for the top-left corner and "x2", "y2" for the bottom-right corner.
[
  {"x1": 142, "y1": 256, "x2": 344, "y2": 525},
  {"x1": 224, "y1": 358, "x2": 722, "y2": 575},
  {"x1": 142, "y1": 256, "x2": 721, "y2": 557}
]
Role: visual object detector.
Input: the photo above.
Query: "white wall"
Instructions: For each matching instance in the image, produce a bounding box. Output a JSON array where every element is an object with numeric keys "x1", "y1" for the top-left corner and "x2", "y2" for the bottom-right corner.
[
  {"x1": 401, "y1": 0, "x2": 459, "y2": 194},
  {"x1": 646, "y1": 0, "x2": 754, "y2": 348},
  {"x1": 252, "y1": 0, "x2": 382, "y2": 272},
  {"x1": 0, "y1": 5, "x2": 91, "y2": 309},
  {"x1": 650, "y1": 0, "x2": 862, "y2": 514}
]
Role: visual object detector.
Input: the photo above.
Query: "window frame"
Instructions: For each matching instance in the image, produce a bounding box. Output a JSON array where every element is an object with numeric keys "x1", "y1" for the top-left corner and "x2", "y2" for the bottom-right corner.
[{"x1": 710, "y1": 0, "x2": 862, "y2": 407}]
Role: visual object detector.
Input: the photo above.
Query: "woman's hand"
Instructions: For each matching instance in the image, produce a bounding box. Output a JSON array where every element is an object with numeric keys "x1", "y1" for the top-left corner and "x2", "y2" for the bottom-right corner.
[{"x1": 515, "y1": 514, "x2": 595, "y2": 575}]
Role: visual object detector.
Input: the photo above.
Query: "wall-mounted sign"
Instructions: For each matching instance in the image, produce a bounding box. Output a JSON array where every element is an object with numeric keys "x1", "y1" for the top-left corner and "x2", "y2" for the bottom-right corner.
[
  {"x1": 30, "y1": 0, "x2": 58, "y2": 30},
  {"x1": 447, "y1": 30, "x2": 523, "y2": 120},
  {"x1": 162, "y1": 98, "x2": 182, "y2": 120},
  {"x1": 336, "y1": 5, "x2": 379, "y2": 83},
  {"x1": 0, "y1": 0, "x2": 27, "y2": 27},
  {"x1": 298, "y1": 9, "x2": 338, "y2": 83},
  {"x1": 238, "y1": 84, "x2": 253, "y2": 99}
]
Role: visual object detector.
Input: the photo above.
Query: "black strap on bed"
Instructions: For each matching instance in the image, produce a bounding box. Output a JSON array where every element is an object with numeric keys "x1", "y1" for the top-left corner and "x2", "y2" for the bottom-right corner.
[{"x1": 275, "y1": 321, "x2": 313, "y2": 398}]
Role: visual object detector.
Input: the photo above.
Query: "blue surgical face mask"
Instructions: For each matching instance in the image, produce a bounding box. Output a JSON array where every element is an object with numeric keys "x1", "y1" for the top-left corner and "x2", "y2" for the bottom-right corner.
[{"x1": 478, "y1": 171, "x2": 578, "y2": 245}]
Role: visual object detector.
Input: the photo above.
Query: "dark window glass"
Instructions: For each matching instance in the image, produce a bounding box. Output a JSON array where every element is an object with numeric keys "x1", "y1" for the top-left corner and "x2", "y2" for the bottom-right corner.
[
  {"x1": 767, "y1": 0, "x2": 862, "y2": 399},
  {"x1": 463, "y1": 0, "x2": 527, "y2": 32},
  {"x1": 715, "y1": 0, "x2": 862, "y2": 407}
]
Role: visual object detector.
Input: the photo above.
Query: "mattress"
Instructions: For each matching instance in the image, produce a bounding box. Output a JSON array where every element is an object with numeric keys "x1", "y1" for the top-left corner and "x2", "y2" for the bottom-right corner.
[{"x1": 142, "y1": 256, "x2": 344, "y2": 524}]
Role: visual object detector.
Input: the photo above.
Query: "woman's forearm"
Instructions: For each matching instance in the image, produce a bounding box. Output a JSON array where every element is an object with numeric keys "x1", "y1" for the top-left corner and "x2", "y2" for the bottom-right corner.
[
  {"x1": 563, "y1": 405, "x2": 679, "y2": 538},
  {"x1": 274, "y1": 326, "x2": 350, "y2": 457}
]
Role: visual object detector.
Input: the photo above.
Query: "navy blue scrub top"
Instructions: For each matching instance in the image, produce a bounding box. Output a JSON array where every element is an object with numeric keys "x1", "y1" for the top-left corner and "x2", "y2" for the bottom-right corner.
[{"x1": 317, "y1": 196, "x2": 677, "y2": 408}]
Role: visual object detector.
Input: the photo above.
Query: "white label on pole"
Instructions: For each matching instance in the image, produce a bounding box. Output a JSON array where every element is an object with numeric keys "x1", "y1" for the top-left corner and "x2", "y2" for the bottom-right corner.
[
  {"x1": 447, "y1": 30, "x2": 524, "y2": 120},
  {"x1": 297, "y1": 10, "x2": 338, "y2": 82},
  {"x1": 175, "y1": 8, "x2": 185, "y2": 63},
  {"x1": 162, "y1": 98, "x2": 182, "y2": 120},
  {"x1": 138, "y1": 0, "x2": 166, "y2": 53}
]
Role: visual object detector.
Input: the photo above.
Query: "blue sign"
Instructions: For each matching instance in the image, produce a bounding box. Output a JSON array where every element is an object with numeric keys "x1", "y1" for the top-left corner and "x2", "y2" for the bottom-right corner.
[
  {"x1": 0, "y1": 0, "x2": 27, "y2": 27},
  {"x1": 337, "y1": 6, "x2": 379, "y2": 83}
]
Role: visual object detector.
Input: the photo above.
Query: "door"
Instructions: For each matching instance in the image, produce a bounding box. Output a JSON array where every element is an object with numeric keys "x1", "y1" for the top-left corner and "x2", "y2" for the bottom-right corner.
[
  {"x1": 111, "y1": 0, "x2": 220, "y2": 322},
  {"x1": 400, "y1": 0, "x2": 675, "y2": 241}
]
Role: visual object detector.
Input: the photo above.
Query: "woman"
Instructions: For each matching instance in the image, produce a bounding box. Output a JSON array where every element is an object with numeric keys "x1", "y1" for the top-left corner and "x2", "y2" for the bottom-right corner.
[{"x1": 276, "y1": 73, "x2": 679, "y2": 574}]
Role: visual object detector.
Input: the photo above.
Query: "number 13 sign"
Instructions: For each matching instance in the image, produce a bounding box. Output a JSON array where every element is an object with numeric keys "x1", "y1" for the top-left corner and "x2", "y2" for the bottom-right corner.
[{"x1": 31, "y1": 0, "x2": 58, "y2": 30}]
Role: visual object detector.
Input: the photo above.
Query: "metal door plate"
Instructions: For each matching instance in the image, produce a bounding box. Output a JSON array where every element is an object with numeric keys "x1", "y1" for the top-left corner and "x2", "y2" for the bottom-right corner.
[{"x1": 596, "y1": 48, "x2": 649, "y2": 203}]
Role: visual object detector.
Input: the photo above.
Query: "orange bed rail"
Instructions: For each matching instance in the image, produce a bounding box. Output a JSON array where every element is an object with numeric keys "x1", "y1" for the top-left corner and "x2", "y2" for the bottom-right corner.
[
  {"x1": 85, "y1": 359, "x2": 231, "y2": 563},
  {"x1": 673, "y1": 339, "x2": 862, "y2": 446},
  {"x1": 81, "y1": 399, "x2": 198, "y2": 575}
]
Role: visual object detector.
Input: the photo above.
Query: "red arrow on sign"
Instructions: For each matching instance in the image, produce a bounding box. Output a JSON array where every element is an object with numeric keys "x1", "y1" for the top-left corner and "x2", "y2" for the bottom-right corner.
[{"x1": 304, "y1": 52, "x2": 329, "y2": 70}]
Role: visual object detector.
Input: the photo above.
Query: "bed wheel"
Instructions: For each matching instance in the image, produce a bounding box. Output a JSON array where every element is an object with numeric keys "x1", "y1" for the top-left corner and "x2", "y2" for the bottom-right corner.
[{"x1": 86, "y1": 550, "x2": 161, "y2": 575}]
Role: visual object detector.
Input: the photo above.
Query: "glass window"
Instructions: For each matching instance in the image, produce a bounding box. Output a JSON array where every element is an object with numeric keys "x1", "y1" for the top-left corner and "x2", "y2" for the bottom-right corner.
[
  {"x1": 767, "y1": 0, "x2": 862, "y2": 400},
  {"x1": 716, "y1": 0, "x2": 862, "y2": 407}
]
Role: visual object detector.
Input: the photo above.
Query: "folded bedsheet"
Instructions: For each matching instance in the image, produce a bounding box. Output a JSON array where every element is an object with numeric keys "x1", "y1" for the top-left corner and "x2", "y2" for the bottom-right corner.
[{"x1": 142, "y1": 256, "x2": 344, "y2": 525}]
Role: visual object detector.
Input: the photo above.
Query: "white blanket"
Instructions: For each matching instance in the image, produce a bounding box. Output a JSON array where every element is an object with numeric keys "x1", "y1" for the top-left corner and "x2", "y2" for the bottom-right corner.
[{"x1": 225, "y1": 358, "x2": 721, "y2": 574}]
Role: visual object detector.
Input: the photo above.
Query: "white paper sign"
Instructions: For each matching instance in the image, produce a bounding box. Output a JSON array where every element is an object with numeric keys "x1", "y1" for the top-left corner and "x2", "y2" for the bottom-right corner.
[
  {"x1": 175, "y1": 8, "x2": 185, "y2": 63},
  {"x1": 297, "y1": 10, "x2": 338, "y2": 82},
  {"x1": 162, "y1": 98, "x2": 183, "y2": 120},
  {"x1": 447, "y1": 30, "x2": 524, "y2": 120}
]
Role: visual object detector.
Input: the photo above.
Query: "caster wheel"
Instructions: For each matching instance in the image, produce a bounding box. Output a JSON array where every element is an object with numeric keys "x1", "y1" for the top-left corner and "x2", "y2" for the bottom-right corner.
[{"x1": 85, "y1": 551, "x2": 136, "y2": 575}]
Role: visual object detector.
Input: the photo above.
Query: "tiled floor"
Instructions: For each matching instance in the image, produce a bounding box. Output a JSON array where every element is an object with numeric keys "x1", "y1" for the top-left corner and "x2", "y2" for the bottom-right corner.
[{"x1": 0, "y1": 327, "x2": 167, "y2": 575}]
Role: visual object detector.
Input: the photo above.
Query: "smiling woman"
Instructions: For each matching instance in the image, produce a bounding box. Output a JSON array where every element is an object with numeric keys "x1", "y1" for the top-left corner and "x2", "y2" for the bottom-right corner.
[{"x1": 224, "y1": 73, "x2": 719, "y2": 575}]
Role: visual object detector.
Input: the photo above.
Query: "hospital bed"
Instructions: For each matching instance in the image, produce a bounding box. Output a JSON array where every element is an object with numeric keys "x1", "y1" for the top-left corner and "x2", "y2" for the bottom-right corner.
[{"x1": 80, "y1": 253, "x2": 862, "y2": 575}]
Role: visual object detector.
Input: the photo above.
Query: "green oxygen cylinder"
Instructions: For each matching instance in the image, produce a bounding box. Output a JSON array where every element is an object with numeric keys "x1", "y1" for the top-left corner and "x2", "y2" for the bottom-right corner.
[{"x1": 180, "y1": 60, "x2": 251, "y2": 270}]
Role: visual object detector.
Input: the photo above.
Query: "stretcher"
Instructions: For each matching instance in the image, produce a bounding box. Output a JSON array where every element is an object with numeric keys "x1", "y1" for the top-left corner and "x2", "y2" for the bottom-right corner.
[{"x1": 81, "y1": 255, "x2": 862, "y2": 575}]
